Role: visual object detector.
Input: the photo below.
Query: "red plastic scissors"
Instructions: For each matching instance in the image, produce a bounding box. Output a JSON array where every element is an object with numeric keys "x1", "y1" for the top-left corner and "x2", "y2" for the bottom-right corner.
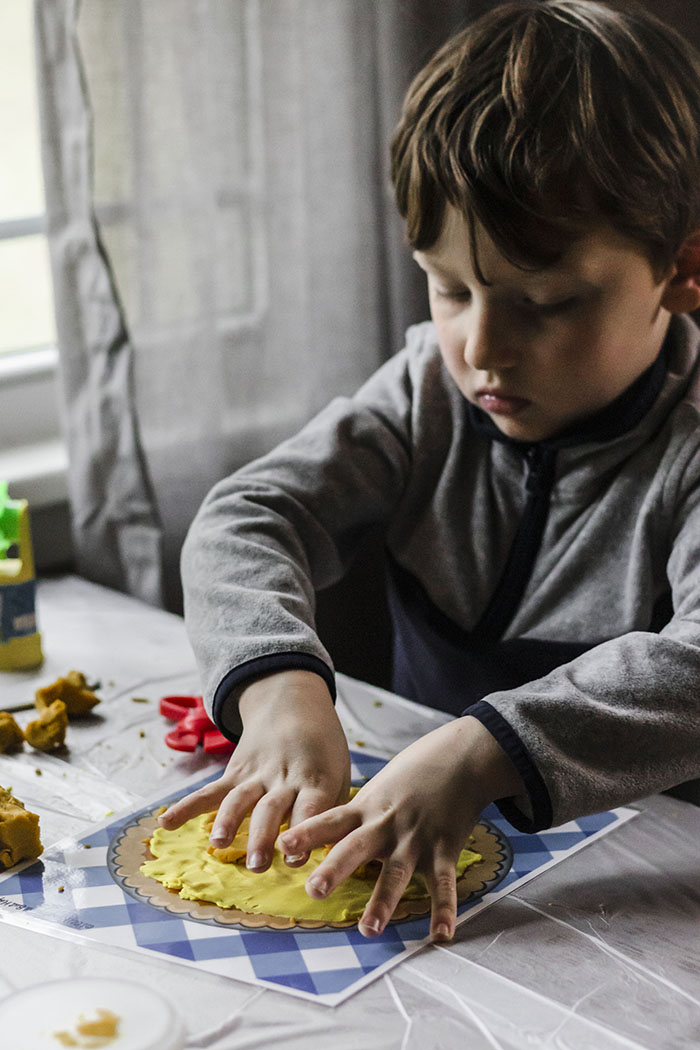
[{"x1": 159, "y1": 694, "x2": 235, "y2": 756}]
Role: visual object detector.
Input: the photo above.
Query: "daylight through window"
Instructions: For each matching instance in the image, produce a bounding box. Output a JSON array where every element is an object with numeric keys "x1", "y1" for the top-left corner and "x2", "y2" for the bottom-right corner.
[{"x1": 0, "y1": 0, "x2": 56, "y2": 359}]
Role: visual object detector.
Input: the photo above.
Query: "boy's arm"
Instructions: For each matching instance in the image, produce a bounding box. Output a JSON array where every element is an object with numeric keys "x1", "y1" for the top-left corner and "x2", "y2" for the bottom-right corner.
[
  {"x1": 171, "y1": 332, "x2": 436, "y2": 864},
  {"x1": 466, "y1": 434, "x2": 700, "y2": 831},
  {"x1": 181, "y1": 343, "x2": 417, "y2": 741}
]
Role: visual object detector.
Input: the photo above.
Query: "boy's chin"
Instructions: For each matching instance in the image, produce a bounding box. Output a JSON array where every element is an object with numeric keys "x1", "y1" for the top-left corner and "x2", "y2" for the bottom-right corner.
[{"x1": 485, "y1": 412, "x2": 557, "y2": 444}]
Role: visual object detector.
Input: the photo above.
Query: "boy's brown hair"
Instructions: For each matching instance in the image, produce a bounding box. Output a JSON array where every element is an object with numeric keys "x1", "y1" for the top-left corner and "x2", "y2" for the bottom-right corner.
[{"x1": 391, "y1": 0, "x2": 700, "y2": 278}]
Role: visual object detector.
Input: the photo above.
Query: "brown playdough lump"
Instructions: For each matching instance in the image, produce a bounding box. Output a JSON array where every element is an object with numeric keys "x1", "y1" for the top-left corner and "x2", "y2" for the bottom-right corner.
[
  {"x1": 35, "y1": 670, "x2": 101, "y2": 718},
  {"x1": 24, "y1": 699, "x2": 68, "y2": 751},
  {"x1": 0, "y1": 712, "x2": 24, "y2": 753},
  {"x1": 0, "y1": 786, "x2": 43, "y2": 868}
]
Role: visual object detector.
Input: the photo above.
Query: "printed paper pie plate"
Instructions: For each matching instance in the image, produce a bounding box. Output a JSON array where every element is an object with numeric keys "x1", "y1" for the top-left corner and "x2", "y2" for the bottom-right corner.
[{"x1": 108, "y1": 804, "x2": 512, "y2": 932}]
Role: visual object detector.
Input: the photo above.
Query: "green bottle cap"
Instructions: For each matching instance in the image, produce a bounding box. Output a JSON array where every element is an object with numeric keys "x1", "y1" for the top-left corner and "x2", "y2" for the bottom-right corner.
[{"x1": 0, "y1": 481, "x2": 22, "y2": 560}]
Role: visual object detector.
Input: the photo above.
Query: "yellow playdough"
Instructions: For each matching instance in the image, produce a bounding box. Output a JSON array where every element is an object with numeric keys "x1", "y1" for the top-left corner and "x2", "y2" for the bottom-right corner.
[
  {"x1": 0, "y1": 787, "x2": 43, "y2": 869},
  {"x1": 0, "y1": 712, "x2": 24, "y2": 753},
  {"x1": 24, "y1": 699, "x2": 68, "y2": 751},
  {"x1": 35, "y1": 670, "x2": 100, "y2": 718},
  {"x1": 141, "y1": 794, "x2": 482, "y2": 923}
]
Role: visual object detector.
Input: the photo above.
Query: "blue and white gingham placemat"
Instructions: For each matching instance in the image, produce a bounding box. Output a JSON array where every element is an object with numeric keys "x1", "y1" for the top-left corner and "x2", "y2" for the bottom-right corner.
[{"x1": 0, "y1": 749, "x2": 636, "y2": 1006}]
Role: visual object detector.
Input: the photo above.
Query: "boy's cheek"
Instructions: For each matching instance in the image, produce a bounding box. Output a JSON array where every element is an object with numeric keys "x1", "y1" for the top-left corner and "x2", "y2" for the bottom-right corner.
[{"x1": 434, "y1": 329, "x2": 469, "y2": 378}]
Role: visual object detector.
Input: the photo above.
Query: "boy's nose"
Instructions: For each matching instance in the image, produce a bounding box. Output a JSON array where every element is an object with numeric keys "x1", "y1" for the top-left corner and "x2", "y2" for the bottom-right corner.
[{"x1": 463, "y1": 304, "x2": 516, "y2": 371}]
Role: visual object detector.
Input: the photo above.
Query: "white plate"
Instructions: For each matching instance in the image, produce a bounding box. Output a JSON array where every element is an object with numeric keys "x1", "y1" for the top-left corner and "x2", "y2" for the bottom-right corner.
[{"x1": 0, "y1": 977, "x2": 185, "y2": 1050}]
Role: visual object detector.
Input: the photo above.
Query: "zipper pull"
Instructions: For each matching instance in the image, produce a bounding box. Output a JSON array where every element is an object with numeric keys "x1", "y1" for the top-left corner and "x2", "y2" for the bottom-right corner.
[{"x1": 525, "y1": 446, "x2": 556, "y2": 494}]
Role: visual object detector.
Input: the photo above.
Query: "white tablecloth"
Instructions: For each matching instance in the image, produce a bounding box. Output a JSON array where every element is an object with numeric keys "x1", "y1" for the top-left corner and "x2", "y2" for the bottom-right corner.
[{"x1": 1, "y1": 576, "x2": 699, "y2": 1049}]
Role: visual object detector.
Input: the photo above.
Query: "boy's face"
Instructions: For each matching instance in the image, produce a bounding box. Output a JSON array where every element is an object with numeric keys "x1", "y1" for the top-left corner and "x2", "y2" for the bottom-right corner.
[{"x1": 414, "y1": 206, "x2": 673, "y2": 442}]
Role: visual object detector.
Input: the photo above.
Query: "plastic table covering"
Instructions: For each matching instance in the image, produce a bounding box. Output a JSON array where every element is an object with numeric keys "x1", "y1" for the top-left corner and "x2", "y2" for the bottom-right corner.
[{"x1": 1, "y1": 575, "x2": 699, "y2": 1050}]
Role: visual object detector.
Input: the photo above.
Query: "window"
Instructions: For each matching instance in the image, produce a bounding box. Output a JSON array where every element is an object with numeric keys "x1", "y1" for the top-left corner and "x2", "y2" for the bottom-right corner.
[{"x1": 0, "y1": 0, "x2": 66, "y2": 507}]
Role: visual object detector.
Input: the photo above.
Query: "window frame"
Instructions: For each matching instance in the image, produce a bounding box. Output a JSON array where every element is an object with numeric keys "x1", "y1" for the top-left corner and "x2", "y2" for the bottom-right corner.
[
  {"x1": 0, "y1": 0, "x2": 66, "y2": 508},
  {"x1": 0, "y1": 210, "x2": 66, "y2": 507}
]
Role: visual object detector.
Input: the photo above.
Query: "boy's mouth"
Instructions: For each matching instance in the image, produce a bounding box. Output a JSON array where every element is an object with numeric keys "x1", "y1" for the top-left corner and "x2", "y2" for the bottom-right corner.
[{"x1": 476, "y1": 389, "x2": 531, "y2": 416}]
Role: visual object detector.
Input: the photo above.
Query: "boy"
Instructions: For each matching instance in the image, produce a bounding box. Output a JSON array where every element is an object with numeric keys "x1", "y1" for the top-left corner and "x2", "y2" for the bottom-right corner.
[{"x1": 160, "y1": 0, "x2": 700, "y2": 943}]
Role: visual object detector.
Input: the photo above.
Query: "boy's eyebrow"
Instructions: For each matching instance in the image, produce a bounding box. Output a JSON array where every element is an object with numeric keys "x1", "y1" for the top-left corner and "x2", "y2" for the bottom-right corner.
[
  {"x1": 413, "y1": 250, "x2": 594, "y2": 290},
  {"x1": 412, "y1": 253, "x2": 462, "y2": 278},
  {"x1": 413, "y1": 250, "x2": 538, "y2": 283}
]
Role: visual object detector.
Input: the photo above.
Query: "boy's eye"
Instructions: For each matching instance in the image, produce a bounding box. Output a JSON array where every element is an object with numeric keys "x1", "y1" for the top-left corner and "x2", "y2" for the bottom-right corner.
[
  {"x1": 435, "y1": 287, "x2": 471, "y2": 302},
  {"x1": 523, "y1": 295, "x2": 579, "y2": 315}
]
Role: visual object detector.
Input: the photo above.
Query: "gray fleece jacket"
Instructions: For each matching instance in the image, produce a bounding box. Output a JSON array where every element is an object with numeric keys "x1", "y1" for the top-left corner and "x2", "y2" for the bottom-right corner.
[{"x1": 181, "y1": 314, "x2": 700, "y2": 832}]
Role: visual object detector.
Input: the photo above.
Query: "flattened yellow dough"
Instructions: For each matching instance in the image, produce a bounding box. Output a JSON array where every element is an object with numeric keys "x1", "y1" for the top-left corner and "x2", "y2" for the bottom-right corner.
[{"x1": 141, "y1": 797, "x2": 482, "y2": 923}]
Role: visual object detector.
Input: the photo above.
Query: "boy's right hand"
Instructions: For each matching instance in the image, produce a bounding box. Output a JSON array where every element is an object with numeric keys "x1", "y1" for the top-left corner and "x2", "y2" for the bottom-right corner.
[{"x1": 157, "y1": 670, "x2": 350, "y2": 872}]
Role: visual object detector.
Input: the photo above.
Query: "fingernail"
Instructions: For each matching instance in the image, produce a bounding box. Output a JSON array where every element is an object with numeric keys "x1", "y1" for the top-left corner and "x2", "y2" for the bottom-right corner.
[
  {"x1": 247, "y1": 852, "x2": 265, "y2": 870},
  {"x1": 285, "y1": 855, "x2": 306, "y2": 864},
  {"x1": 209, "y1": 829, "x2": 228, "y2": 846},
  {"x1": 434, "y1": 923, "x2": 451, "y2": 941},
  {"x1": 307, "y1": 877, "x2": 329, "y2": 897},
  {"x1": 360, "y1": 917, "x2": 381, "y2": 936}
]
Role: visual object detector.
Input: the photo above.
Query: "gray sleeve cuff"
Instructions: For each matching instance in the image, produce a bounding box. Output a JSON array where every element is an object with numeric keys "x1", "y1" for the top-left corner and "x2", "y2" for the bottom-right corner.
[
  {"x1": 465, "y1": 700, "x2": 553, "y2": 832},
  {"x1": 212, "y1": 652, "x2": 336, "y2": 740}
]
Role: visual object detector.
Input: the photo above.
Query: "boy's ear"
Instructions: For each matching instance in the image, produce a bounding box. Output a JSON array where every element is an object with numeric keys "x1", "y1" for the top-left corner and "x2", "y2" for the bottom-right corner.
[{"x1": 661, "y1": 233, "x2": 700, "y2": 314}]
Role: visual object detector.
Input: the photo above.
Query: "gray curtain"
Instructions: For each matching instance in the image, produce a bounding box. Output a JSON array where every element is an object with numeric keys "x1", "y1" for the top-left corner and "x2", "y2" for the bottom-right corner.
[{"x1": 33, "y1": 0, "x2": 480, "y2": 612}]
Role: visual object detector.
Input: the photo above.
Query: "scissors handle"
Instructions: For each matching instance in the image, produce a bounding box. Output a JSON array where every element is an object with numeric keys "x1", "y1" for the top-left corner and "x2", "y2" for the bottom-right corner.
[
  {"x1": 159, "y1": 695, "x2": 203, "y2": 720},
  {"x1": 159, "y1": 693, "x2": 235, "y2": 755}
]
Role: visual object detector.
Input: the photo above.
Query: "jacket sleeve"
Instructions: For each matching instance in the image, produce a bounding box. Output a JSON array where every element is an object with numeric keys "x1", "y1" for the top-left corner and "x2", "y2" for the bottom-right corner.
[
  {"x1": 468, "y1": 429, "x2": 700, "y2": 831},
  {"x1": 181, "y1": 345, "x2": 417, "y2": 739}
]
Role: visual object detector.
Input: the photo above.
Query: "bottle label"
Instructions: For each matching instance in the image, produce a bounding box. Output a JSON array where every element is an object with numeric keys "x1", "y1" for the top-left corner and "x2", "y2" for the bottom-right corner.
[{"x1": 0, "y1": 580, "x2": 38, "y2": 642}]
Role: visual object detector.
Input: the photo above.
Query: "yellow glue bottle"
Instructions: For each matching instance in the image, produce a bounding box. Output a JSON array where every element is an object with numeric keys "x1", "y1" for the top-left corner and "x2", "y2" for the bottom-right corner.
[{"x1": 0, "y1": 481, "x2": 43, "y2": 671}]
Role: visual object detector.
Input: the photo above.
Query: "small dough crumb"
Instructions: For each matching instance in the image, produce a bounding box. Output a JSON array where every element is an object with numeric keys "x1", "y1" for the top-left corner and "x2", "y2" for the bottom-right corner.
[
  {"x1": 0, "y1": 786, "x2": 43, "y2": 868},
  {"x1": 0, "y1": 712, "x2": 24, "y2": 754},
  {"x1": 36, "y1": 671, "x2": 100, "y2": 719},
  {"x1": 24, "y1": 700, "x2": 68, "y2": 751}
]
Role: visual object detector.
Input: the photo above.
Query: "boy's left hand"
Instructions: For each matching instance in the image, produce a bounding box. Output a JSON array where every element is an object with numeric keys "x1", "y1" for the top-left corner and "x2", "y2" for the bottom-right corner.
[{"x1": 277, "y1": 715, "x2": 523, "y2": 941}]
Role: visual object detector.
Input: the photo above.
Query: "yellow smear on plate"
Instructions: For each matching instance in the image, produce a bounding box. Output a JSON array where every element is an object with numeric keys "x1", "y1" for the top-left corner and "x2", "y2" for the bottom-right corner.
[{"x1": 54, "y1": 1007, "x2": 120, "y2": 1047}]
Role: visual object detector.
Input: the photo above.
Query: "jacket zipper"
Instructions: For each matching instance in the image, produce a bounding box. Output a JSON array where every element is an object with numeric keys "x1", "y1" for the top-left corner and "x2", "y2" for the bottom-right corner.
[{"x1": 468, "y1": 444, "x2": 558, "y2": 644}]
